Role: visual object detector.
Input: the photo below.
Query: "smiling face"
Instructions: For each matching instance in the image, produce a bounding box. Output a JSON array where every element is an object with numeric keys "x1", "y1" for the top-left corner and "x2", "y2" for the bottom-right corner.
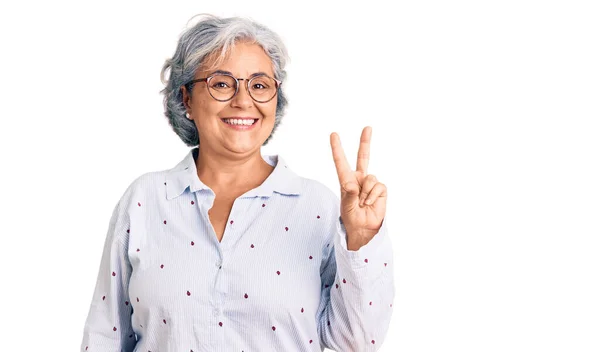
[{"x1": 182, "y1": 41, "x2": 278, "y2": 157}]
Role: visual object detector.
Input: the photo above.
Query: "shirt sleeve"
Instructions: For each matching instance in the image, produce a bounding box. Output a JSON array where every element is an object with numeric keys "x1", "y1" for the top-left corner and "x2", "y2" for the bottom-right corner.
[
  {"x1": 317, "y1": 198, "x2": 395, "y2": 351},
  {"x1": 80, "y1": 195, "x2": 136, "y2": 352}
]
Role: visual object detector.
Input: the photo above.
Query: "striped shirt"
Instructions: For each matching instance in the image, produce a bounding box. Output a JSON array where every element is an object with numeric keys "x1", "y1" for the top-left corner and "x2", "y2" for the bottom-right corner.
[{"x1": 81, "y1": 147, "x2": 395, "y2": 352}]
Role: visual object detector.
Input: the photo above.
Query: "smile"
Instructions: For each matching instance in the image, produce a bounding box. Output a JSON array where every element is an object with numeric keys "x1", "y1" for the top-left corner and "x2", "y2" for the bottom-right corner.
[{"x1": 220, "y1": 118, "x2": 259, "y2": 130}]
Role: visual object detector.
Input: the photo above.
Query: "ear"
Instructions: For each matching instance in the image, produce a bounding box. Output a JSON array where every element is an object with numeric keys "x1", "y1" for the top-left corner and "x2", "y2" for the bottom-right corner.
[{"x1": 181, "y1": 85, "x2": 191, "y2": 111}]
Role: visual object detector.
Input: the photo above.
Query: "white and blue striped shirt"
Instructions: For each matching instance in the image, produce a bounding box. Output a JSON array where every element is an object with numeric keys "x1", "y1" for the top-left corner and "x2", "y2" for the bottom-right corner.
[{"x1": 81, "y1": 147, "x2": 395, "y2": 352}]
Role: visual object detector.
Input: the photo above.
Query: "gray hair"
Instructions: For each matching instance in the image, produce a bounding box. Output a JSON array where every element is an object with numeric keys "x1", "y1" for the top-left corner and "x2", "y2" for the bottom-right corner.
[{"x1": 160, "y1": 14, "x2": 290, "y2": 147}]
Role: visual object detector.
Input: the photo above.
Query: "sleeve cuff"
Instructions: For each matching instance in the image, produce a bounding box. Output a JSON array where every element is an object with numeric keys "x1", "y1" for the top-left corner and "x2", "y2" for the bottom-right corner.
[{"x1": 334, "y1": 216, "x2": 391, "y2": 270}]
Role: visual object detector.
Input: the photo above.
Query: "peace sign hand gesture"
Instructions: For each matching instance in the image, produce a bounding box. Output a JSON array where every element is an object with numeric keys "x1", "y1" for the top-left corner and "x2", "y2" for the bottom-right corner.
[{"x1": 330, "y1": 126, "x2": 387, "y2": 251}]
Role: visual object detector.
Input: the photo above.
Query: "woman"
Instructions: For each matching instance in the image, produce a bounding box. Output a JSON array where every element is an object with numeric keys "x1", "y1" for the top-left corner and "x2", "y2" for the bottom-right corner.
[{"x1": 81, "y1": 14, "x2": 394, "y2": 352}]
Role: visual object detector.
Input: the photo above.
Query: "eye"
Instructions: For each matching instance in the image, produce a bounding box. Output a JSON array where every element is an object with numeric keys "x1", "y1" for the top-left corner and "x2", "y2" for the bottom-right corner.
[
  {"x1": 251, "y1": 77, "x2": 272, "y2": 90},
  {"x1": 212, "y1": 81, "x2": 231, "y2": 89},
  {"x1": 208, "y1": 75, "x2": 236, "y2": 90}
]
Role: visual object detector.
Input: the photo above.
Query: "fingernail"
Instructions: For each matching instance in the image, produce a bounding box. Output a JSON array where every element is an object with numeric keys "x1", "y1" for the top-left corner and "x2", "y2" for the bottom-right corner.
[{"x1": 365, "y1": 199, "x2": 373, "y2": 205}]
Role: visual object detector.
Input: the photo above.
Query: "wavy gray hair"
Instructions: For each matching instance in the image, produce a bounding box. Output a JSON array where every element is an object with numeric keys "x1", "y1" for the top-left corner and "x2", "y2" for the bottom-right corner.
[{"x1": 160, "y1": 14, "x2": 290, "y2": 146}]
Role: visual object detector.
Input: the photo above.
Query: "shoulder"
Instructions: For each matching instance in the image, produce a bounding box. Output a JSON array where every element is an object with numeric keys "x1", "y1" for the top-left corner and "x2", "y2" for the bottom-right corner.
[
  {"x1": 114, "y1": 169, "x2": 171, "y2": 209},
  {"x1": 296, "y1": 176, "x2": 340, "y2": 209}
]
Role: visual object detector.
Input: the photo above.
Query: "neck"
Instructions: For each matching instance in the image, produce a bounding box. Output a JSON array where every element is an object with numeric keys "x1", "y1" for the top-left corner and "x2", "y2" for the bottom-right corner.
[{"x1": 193, "y1": 147, "x2": 273, "y2": 193}]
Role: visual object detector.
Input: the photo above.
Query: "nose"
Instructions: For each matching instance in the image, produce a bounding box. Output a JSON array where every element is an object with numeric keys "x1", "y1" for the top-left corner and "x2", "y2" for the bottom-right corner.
[{"x1": 230, "y1": 80, "x2": 254, "y2": 108}]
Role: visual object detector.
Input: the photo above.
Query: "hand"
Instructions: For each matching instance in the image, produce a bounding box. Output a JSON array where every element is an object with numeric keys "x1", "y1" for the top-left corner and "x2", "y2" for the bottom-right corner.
[{"x1": 330, "y1": 126, "x2": 387, "y2": 251}]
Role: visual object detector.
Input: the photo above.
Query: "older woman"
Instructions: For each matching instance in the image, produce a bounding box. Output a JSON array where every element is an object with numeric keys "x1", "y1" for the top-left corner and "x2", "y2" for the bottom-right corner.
[{"x1": 81, "y1": 14, "x2": 394, "y2": 352}]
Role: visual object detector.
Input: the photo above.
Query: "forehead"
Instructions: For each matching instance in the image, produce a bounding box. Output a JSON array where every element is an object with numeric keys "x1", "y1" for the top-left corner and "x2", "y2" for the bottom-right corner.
[{"x1": 199, "y1": 41, "x2": 274, "y2": 76}]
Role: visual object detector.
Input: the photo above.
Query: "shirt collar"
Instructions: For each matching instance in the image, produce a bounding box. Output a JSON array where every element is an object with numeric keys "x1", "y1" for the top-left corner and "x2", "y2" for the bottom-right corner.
[{"x1": 165, "y1": 147, "x2": 302, "y2": 200}]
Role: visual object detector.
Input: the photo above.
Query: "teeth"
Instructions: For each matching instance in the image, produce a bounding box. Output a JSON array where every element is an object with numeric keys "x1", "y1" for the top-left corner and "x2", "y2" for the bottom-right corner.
[{"x1": 224, "y1": 119, "x2": 255, "y2": 126}]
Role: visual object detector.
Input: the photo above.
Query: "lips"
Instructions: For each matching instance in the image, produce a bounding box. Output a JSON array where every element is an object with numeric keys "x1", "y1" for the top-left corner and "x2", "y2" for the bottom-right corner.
[
  {"x1": 221, "y1": 118, "x2": 258, "y2": 124},
  {"x1": 221, "y1": 117, "x2": 260, "y2": 129},
  {"x1": 221, "y1": 117, "x2": 259, "y2": 122}
]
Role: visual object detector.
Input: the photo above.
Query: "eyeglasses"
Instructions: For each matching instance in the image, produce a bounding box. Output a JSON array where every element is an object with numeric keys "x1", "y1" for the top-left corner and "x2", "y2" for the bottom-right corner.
[{"x1": 184, "y1": 73, "x2": 281, "y2": 103}]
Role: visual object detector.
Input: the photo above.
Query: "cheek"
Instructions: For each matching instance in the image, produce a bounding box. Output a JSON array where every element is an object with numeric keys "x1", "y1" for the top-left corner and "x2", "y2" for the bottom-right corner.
[
  {"x1": 259, "y1": 100, "x2": 278, "y2": 119},
  {"x1": 194, "y1": 96, "x2": 222, "y2": 116}
]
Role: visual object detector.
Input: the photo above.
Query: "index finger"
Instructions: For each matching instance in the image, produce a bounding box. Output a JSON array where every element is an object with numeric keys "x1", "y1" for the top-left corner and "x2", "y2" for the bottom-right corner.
[
  {"x1": 356, "y1": 126, "x2": 372, "y2": 174},
  {"x1": 330, "y1": 132, "x2": 353, "y2": 184}
]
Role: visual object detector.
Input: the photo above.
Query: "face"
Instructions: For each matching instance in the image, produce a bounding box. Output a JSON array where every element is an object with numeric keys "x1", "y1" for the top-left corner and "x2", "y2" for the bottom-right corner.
[{"x1": 182, "y1": 41, "x2": 278, "y2": 157}]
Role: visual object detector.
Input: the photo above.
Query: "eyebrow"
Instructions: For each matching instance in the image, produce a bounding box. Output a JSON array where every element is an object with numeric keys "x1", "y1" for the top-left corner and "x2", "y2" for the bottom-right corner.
[{"x1": 209, "y1": 69, "x2": 271, "y2": 78}]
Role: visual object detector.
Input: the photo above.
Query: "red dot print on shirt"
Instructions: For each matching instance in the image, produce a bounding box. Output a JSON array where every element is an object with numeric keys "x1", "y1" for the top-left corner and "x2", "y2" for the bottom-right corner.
[
  {"x1": 244, "y1": 293, "x2": 248, "y2": 299},
  {"x1": 372, "y1": 340, "x2": 376, "y2": 344},
  {"x1": 163, "y1": 319, "x2": 167, "y2": 324},
  {"x1": 364, "y1": 258, "x2": 369, "y2": 263},
  {"x1": 191, "y1": 200, "x2": 194, "y2": 205},
  {"x1": 125, "y1": 301, "x2": 129, "y2": 305},
  {"x1": 85, "y1": 346, "x2": 88, "y2": 350},
  {"x1": 163, "y1": 220, "x2": 167, "y2": 224},
  {"x1": 250, "y1": 244, "x2": 254, "y2": 248},
  {"x1": 327, "y1": 320, "x2": 331, "y2": 326},
  {"x1": 335, "y1": 284, "x2": 339, "y2": 289},
  {"x1": 272, "y1": 326, "x2": 276, "y2": 331},
  {"x1": 262, "y1": 203, "x2": 266, "y2": 207},
  {"x1": 191, "y1": 241, "x2": 195, "y2": 246},
  {"x1": 137, "y1": 202, "x2": 141, "y2": 207},
  {"x1": 276, "y1": 271, "x2": 281, "y2": 275},
  {"x1": 113, "y1": 327, "x2": 117, "y2": 331},
  {"x1": 309, "y1": 256, "x2": 313, "y2": 259},
  {"x1": 309, "y1": 340, "x2": 313, "y2": 344},
  {"x1": 285, "y1": 227, "x2": 288, "y2": 231},
  {"x1": 230, "y1": 220, "x2": 234, "y2": 224},
  {"x1": 187, "y1": 290, "x2": 191, "y2": 296},
  {"x1": 219, "y1": 322, "x2": 223, "y2": 327},
  {"x1": 301, "y1": 307, "x2": 304, "y2": 313},
  {"x1": 343, "y1": 278, "x2": 347, "y2": 284},
  {"x1": 137, "y1": 297, "x2": 139, "y2": 302},
  {"x1": 384, "y1": 263, "x2": 388, "y2": 267},
  {"x1": 317, "y1": 215, "x2": 320, "y2": 219},
  {"x1": 136, "y1": 248, "x2": 140, "y2": 252},
  {"x1": 127, "y1": 229, "x2": 130, "y2": 233},
  {"x1": 369, "y1": 301, "x2": 373, "y2": 306},
  {"x1": 160, "y1": 264, "x2": 164, "y2": 269},
  {"x1": 112, "y1": 272, "x2": 116, "y2": 276}
]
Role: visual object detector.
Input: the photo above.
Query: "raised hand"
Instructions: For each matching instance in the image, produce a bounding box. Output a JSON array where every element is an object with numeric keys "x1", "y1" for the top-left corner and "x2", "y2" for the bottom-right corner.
[{"x1": 330, "y1": 126, "x2": 387, "y2": 251}]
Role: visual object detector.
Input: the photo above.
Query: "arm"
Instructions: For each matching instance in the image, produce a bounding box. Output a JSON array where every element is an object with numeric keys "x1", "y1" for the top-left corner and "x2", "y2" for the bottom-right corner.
[
  {"x1": 80, "y1": 198, "x2": 136, "y2": 352},
  {"x1": 317, "y1": 209, "x2": 395, "y2": 351},
  {"x1": 321, "y1": 126, "x2": 394, "y2": 350}
]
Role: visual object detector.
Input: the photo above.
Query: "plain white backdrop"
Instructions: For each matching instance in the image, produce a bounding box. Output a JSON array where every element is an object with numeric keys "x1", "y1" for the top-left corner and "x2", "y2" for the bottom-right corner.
[{"x1": 0, "y1": 0, "x2": 599, "y2": 351}]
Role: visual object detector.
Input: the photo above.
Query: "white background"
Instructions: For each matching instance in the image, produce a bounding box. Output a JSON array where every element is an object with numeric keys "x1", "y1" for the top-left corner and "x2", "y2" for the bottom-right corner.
[{"x1": 0, "y1": 0, "x2": 598, "y2": 351}]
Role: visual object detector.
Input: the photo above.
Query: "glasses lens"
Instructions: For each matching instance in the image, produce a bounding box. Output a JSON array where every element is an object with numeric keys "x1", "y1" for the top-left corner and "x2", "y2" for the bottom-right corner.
[
  {"x1": 207, "y1": 75, "x2": 237, "y2": 101},
  {"x1": 249, "y1": 76, "x2": 278, "y2": 102}
]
